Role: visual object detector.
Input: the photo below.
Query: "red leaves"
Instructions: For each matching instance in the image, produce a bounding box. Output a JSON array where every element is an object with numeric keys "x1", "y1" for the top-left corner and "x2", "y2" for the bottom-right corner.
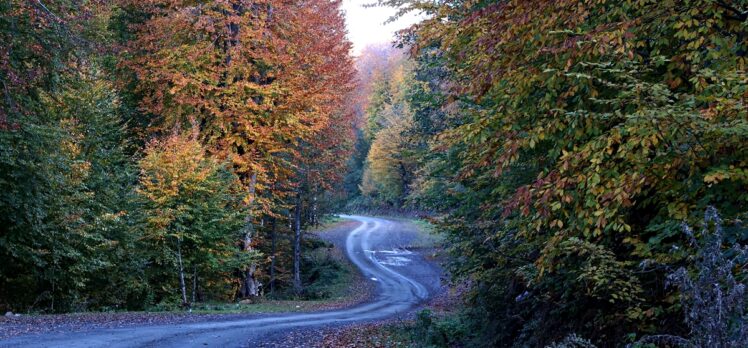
[{"x1": 121, "y1": 0, "x2": 356, "y2": 208}]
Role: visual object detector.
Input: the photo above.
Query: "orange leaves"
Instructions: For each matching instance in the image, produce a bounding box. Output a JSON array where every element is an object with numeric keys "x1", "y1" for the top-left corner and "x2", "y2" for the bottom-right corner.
[
  {"x1": 122, "y1": 0, "x2": 356, "y2": 211},
  {"x1": 138, "y1": 134, "x2": 216, "y2": 204}
]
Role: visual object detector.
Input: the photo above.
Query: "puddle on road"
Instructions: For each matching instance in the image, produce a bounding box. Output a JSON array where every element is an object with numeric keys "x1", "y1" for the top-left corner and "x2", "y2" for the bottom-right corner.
[
  {"x1": 379, "y1": 256, "x2": 411, "y2": 266},
  {"x1": 376, "y1": 248, "x2": 413, "y2": 255},
  {"x1": 364, "y1": 248, "x2": 414, "y2": 266},
  {"x1": 365, "y1": 248, "x2": 413, "y2": 255}
]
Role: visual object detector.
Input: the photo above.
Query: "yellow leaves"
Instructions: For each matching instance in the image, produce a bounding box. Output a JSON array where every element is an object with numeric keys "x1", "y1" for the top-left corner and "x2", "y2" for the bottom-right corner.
[
  {"x1": 363, "y1": 115, "x2": 414, "y2": 204},
  {"x1": 551, "y1": 219, "x2": 564, "y2": 228},
  {"x1": 703, "y1": 166, "x2": 748, "y2": 185},
  {"x1": 138, "y1": 133, "x2": 218, "y2": 206},
  {"x1": 126, "y1": 0, "x2": 357, "y2": 205},
  {"x1": 666, "y1": 202, "x2": 690, "y2": 220},
  {"x1": 704, "y1": 172, "x2": 728, "y2": 184}
]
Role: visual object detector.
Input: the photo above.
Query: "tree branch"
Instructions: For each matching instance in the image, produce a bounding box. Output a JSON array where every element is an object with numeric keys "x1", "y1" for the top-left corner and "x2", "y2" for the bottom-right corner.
[{"x1": 34, "y1": 1, "x2": 64, "y2": 23}]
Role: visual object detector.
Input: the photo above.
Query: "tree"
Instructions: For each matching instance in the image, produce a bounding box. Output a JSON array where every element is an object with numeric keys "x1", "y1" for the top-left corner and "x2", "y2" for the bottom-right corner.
[
  {"x1": 358, "y1": 60, "x2": 419, "y2": 209},
  {"x1": 120, "y1": 0, "x2": 355, "y2": 298},
  {"x1": 0, "y1": 73, "x2": 137, "y2": 312},
  {"x1": 344, "y1": 46, "x2": 406, "y2": 208},
  {"x1": 371, "y1": 0, "x2": 748, "y2": 345},
  {"x1": 0, "y1": 1, "x2": 139, "y2": 312},
  {"x1": 362, "y1": 116, "x2": 412, "y2": 206},
  {"x1": 0, "y1": 0, "x2": 358, "y2": 312},
  {"x1": 137, "y1": 133, "x2": 250, "y2": 307},
  {"x1": 283, "y1": 0, "x2": 356, "y2": 294}
]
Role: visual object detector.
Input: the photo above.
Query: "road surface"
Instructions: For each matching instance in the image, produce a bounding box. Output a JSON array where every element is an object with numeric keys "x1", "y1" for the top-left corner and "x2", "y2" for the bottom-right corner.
[{"x1": 0, "y1": 215, "x2": 440, "y2": 348}]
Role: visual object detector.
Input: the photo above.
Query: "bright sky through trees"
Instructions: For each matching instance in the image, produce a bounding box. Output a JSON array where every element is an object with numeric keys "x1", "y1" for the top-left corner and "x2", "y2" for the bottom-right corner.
[{"x1": 341, "y1": 0, "x2": 423, "y2": 55}]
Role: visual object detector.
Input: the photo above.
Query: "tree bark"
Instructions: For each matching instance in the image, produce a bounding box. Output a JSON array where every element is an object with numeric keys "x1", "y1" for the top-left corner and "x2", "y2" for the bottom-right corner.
[
  {"x1": 293, "y1": 191, "x2": 303, "y2": 295},
  {"x1": 191, "y1": 266, "x2": 197, "y2": 305},
  {"x1": 269, "y1": 217, "x2": 277, "y2": 294},
  {"x1": 176, "y1": 239, "x2": 188, "y2": 307},
  {"x1": 240, "y1": 172, "x2": 261, "y2": 298},
  {"x1": 398, "y1": 161, "x2": 411, "y2": 207}
]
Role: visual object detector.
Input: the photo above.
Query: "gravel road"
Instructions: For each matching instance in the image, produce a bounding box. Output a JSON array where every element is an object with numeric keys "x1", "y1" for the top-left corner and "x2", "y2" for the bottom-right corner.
[{"x1": 0, "y1": 215, "x2": 441, "y2": 348}]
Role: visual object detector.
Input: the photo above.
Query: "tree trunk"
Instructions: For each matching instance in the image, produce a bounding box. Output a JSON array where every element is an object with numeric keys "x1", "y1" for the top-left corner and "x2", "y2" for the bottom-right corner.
[
  {"x1": 293, "y1": 191, "x2": 303, "y2": 295},
  {"x1": 240, "y1": 172, "x2": 261, "y2": 298},
  {"x1": 191, "y1": 266, "x2": 197, "y2": 305},
  {"x1": 269, "y1": 217, "x2": 277, "y2": 294},
  {"x1": 399, "y1": 161, "x2": 410, "y2": 207},
  {"x1": 312, "y1": 196, "x2": 318, "y2": 227},
  {"x1": 176, "y1": 239, "x2": 188, "y2": 307}
]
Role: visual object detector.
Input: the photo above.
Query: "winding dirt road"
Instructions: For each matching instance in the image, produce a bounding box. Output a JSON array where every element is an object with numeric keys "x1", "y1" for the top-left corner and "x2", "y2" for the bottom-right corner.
[{"x1": 0, "y1": 215, "x2": 441, "y2": 348}]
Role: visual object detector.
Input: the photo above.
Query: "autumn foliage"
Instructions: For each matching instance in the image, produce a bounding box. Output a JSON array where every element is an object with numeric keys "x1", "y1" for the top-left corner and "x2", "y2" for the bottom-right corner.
[
  {"x1": 353, "y1": 0, "x2": 748, "y2": 346},
  {"x1": 1, "y1": 0, "x2": 355, "y2": 311}
]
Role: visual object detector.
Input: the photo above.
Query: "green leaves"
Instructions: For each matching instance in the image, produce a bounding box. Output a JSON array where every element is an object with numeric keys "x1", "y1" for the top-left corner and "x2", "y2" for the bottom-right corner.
[
  {"x1": 380, "y1": 0, "x2": 748, "y2": 344},
  {"x1": 137, "y1": 134, "x2": 250, "y2": 303},
  {"x1": 0, "y1": 72, "x2": 137, "y2": 312}
]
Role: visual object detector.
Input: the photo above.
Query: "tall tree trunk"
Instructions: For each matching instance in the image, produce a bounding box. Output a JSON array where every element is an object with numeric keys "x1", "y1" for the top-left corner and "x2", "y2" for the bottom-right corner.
[
  {"x1": 293, "y1": 191, "x2": 303, "y2": 295},
  {"x1": 191, "y1": 266, "x2": 197, "y2": 305},
  {"x1": 399, "y1": 161, "x2": 410, "y2": 207},
  {"x1": 221, "y1": 2, "x2": 262, "y2": 300},
  {"x1": 269, "y1": 217, "x2": 277, "y2": 294},
  {"x1": 241, "y1": 172, "x2": 261, "y2": 298},
  {"x1": 312, "y1": 196, "x2": 318, "y2": 227},
  {"x1": 176, "y1": 239, "x2": 188, "y2": 307}
]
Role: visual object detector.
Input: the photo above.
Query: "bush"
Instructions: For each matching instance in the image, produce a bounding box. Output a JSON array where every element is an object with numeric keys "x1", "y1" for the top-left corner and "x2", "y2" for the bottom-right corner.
[
  {"x1": 410, "y1": 309, "x2": 474, "y2": 347},
  {"x1": 633, "y1": 208, "x2": 748, "y2": 348},
  {"x1": 301, "y1": 240, "x2": 351, "y2": 300},
  {"x1": 546, "y1": 334, "x2": 597, "y2": 348}
]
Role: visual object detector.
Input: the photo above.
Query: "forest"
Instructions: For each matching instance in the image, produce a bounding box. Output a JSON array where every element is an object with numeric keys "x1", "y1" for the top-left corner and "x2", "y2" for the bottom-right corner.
[
  {"x1": 1, "y1": 0, "x2": 355, "y2": 312},
  {"x1": 2, "y1": 0, "x2": 748, "y2": 347},
  {"x1": 347, "y1": 0, "x2": 748, "y2": 346}
]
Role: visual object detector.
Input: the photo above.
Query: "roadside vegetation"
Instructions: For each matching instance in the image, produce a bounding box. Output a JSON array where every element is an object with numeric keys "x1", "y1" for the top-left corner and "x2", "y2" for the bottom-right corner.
[
  {"x1": 0, "y1": 1, "x2": 356, "y2": 314},
  {"x1": 345, "y1": 0, "x2": 748, "y2": 346},
  {"x1": 146, "y1": 228, "x2": 362, "y2": 314}
]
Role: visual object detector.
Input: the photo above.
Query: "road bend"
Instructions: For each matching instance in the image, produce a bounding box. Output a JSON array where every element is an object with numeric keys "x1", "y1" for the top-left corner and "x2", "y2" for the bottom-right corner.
[{"x1": 0, "y1": 215, "x2": 439, "y2": 348}]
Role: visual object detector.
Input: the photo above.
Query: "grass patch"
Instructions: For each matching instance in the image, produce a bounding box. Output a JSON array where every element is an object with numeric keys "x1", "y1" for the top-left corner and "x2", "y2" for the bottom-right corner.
[
  {"x1": 301, "y1": 243, "x2": 355, "y2": 300},
  {"x1": 185, "y1": 299, "x2": 335, "y2": 314},
  {"x1": 309, "y1": 214, "x2": 347, "y2": 232},
  {"x1": 405, "y1": 218, "x2": 445, "y2": 250},
  {"x1": 263, "y1": 237, "x2": 356, "y2": 302},
  {"x1": 334, "y1": 310, "x2": 474, "y2": 347},
  {"x1": 144, "y1": 236, "x2": 359, "y2": 314}
]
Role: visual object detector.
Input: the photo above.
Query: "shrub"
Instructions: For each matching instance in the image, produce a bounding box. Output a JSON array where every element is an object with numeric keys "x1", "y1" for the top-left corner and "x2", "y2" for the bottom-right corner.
[{"x1": 634, "y1": 207, "x2": 747, "y2": 348}]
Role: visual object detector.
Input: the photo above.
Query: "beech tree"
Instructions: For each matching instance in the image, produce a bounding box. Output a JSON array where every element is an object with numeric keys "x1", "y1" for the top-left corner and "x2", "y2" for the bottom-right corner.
[
  {"x1": 282, "y1": 0, "x2": 355, "y2": 294},
  {"x1": 0, "y1": 2, "x2": 139, "y2": 312},
  {"x1": 119, "y1": 0, "x2": 355, "y2": 298},
  {"x1": 356, "y1": 60, "x2": 419, "y2": 209},
  {"x1": 370, "y1": 0, "x2": 748, "y2": 345},
  {"x1": 1, "y1": 0, "x2": 356, "y2": 312},
  {"x1": 137, "y1": 133, "x2": 249, "y2": 307}
]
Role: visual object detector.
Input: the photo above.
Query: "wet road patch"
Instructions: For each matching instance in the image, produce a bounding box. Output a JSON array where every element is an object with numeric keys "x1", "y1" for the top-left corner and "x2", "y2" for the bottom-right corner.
[{"x1": 366, "y1": 248, "x2": 413, "y2": 267}]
